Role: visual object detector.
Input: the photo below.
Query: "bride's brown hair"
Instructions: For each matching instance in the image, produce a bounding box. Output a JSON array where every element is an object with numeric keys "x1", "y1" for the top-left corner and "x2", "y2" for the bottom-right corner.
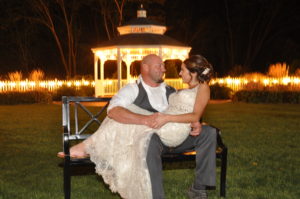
[{"x1": 183, "y1": 54, "x2": 214, "y2": 83}]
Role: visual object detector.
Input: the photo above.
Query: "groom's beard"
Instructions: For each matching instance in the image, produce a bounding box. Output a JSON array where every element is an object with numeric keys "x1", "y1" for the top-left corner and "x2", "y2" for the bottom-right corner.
[
  {"x1": 156, "y1": 78, "x2": 164, "y2": 83},
  {"x1": 155, "y1": 74, "x2": 165, "y2": 83}
]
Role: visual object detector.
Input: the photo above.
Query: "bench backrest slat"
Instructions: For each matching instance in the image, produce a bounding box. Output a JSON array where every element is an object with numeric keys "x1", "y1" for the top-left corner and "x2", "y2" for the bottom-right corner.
[{"x1": 62, "y1": 96, "x2": 111, "y2": 141}]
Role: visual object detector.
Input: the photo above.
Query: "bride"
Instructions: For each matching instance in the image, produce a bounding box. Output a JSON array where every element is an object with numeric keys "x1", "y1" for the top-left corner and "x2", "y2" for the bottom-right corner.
[{"x1": 58, "y1": 54, "x2": 213, "y2": 199}]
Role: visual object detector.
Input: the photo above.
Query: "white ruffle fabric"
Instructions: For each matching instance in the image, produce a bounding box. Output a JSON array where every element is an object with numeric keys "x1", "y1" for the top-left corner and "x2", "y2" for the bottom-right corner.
[{"x1": 84, "y1": 86, "x2": 198, "y2": 199}]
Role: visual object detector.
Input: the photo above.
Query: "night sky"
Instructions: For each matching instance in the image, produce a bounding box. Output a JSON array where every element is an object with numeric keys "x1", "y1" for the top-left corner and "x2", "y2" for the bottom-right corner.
[{"x1": 1, "y1": 0, "x2": 300, "y2": 78}]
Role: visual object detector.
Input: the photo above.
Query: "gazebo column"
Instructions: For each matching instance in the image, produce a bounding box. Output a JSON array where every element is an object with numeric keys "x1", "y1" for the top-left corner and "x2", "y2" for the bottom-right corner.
[
  {"x1": 100, "y1": 58, "x2": 104, "y2": 81},
  {"x1": 100, "y1": 58, "x2": 106, "y2": 96},
  {"x1": 159, "y1": 47, "x2": 162, "y2": 58},
  {"x1": 117, "y1": 48, "x2": 122, "y2": 90},
  {"x1": 94, "y1": 55, "x2": 106, "y2": 97},
  {"x1": 94, "y1": 55, "x2": 98, "y2": 81},
  {"x1": 124, "y1": 59, "x2": 132, "y2": 84}
]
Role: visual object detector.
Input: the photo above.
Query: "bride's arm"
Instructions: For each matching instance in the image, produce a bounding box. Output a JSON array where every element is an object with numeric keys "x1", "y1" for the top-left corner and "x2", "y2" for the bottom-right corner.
[{"x1": 153, "y1": 83, "x2": 210, "y2": 128}]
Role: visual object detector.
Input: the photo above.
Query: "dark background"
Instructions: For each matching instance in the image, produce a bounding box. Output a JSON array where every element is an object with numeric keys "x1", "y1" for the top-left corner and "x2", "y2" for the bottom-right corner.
[{"x1": 1, "y1": 0, "x2": 300, "y2": 79}]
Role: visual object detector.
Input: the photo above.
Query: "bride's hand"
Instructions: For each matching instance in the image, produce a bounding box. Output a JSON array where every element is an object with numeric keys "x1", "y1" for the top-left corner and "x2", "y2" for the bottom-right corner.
[
  {"x1": 152, "y1": 113, "x2": 168, "y2": 129},
  {"x1": 144, "y1": 113, "x2": 160, "y2": 128},
  {"x1": 144, "y1": 113, "x2": 167, "y2": 129}
]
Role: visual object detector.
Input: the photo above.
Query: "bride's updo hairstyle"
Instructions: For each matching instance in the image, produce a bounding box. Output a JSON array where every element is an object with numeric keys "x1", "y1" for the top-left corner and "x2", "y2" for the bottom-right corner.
[{"x1": 183, "y1": 54, "x2": 214, "y2": 83}]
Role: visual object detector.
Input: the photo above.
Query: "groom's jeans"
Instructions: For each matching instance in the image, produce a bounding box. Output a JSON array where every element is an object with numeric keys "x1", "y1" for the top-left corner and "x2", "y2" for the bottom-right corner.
[{"x1": 146, "y1": 125, "x2": 217, "y2": 199}]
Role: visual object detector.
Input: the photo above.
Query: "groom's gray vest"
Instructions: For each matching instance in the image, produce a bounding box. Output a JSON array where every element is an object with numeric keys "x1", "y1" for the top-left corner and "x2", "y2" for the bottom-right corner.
[{"x1": 133, "y1": 82, "x2": 176, "y2": 112}]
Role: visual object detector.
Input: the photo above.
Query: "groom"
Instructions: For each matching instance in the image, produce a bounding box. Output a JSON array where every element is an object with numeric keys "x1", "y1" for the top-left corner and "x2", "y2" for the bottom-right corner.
[{"x1": 107, "y1": 54, "x2": 216, "y2": 199}]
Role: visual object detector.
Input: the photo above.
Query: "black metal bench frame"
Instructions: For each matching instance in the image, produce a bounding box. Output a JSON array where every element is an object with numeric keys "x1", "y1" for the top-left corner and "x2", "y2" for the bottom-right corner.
[{"x1": 60, "y1": 96, "x2": 227, "y2": 199}]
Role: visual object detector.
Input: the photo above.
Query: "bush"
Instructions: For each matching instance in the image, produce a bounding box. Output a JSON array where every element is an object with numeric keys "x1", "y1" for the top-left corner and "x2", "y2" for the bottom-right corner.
[
  {"x1": 8, "y1": 71, "x2": 23, "y2": 81},
  {"x1": 77, "y1": 86, "x2": 95, "y2": 97},
  {"x1": 232, "y1": 90, "x2": 300, "y2": 103},
  {"x1": 29, "y1": 69, "x2": 45, "y2": 81},
  {"x1": 267, "y1": 62, "x2": 289, "y2": 77},
  {"x1": 0, "y1": 91, "x2": 52, "y2": 105},
  {"x1": 52, "y1": 86, "x2": 77, "y2": 101},
  {"x1": 52, "y1": 85, "x2": 95, "y2": 101},
  {"x1": 210, "y1": 84, "x2": 233, "y2": 99}
]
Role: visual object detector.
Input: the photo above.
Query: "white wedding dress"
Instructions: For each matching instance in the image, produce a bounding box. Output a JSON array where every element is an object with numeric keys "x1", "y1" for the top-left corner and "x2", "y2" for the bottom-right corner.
[{"x1": 84, "y1": 86, "x2": 198, "y2": 199}]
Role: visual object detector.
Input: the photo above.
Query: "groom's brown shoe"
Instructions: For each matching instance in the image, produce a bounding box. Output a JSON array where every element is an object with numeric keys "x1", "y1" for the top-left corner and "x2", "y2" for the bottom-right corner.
[{"x1": 187, "y1": 185, "x2": 208, "y2": 199}]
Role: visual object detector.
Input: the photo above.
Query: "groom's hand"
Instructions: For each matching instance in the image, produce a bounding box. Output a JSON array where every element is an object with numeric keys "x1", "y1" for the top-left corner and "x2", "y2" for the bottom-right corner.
[{"x1": 190, "y1": 121, "x2": 202, "y2": 136}]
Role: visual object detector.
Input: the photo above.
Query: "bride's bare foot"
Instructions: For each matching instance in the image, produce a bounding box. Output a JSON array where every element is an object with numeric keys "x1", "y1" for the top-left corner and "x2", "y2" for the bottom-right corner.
[{"x1": 57, "y1": 142, "x2": 89, "y2": 158}]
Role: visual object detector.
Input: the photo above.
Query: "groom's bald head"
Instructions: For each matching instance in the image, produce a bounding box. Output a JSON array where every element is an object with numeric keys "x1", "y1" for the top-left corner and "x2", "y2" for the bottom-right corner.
[
  {"x1": 140, "y1": 54, "x2": 166, "y2": 86},
  {"x1": 141, "y1": 54, "x2": 160, "y2": 66}
]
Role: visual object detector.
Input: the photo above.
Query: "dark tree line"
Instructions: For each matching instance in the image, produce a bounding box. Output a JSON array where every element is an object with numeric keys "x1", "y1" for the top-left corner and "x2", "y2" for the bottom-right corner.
[
  {"x1": 165, "y1": 0, "x2": 300, "y2": 76},
  {"x1": 0, "y1": 0, "x2": 299, "y2": 78}
]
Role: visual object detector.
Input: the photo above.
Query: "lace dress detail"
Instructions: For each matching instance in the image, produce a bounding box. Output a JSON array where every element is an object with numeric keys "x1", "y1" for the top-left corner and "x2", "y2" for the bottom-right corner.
[
  {"x1": 84, "y1": 86, "x2": 198, "y2": 199},
  {"x1": 156, "y1": 87, "x2": 198, "y2": 147}
]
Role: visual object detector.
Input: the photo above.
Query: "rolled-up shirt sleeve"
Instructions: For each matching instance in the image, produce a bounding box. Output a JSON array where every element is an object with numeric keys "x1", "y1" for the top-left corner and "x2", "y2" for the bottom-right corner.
[{"x1": 107, "y1": 83, "x2": 138, "y2": 113}]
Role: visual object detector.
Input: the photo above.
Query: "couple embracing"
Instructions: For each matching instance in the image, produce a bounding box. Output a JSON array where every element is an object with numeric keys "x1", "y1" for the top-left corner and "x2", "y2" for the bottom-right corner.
[{"x1": 58, "y1": 54, "x2": 217, "y2": 199}]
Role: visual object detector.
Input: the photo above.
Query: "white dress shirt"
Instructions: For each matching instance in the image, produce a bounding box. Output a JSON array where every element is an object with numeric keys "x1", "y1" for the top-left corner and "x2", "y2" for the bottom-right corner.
[{"x1": 107, "y1": 76, "x2": 169, "y2": 113}]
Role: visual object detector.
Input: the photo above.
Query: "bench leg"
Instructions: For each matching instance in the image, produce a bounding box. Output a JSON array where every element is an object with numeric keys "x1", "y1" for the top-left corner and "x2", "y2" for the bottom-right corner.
[
  {"x1": 220, "y1": 147, "x2": 227, "y2": 197},
  {"x1": 64, "y1": 158, "x2": 71, "y2": 199}
]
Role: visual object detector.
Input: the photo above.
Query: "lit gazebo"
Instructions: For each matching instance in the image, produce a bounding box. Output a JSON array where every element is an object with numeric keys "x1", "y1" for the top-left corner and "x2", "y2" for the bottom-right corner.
[{"x1": 91, "y1": 6, "x2": 191, "y2": 96}]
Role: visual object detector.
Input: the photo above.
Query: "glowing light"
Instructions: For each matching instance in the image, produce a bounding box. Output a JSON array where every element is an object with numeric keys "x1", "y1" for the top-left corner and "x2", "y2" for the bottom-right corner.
[
  {"x1": 282, "y1": 77, "x2": 291, "y2": 85},
  {"x1": 75, "y1": 81, "x2": 81, "y2": 87},
  {"x1": 20, "y1": 81, "x2": 27, "y2": 87},
  {"x1": 1, "y1": 76, "x2": 300, "y2": 94},
  {"x1": 293, "y1": 78, "x2": 300, "y2": 84},
  {"x1": 29, "y1": 82, "x2": 36, "y2": 87},
  {"x1": 226, "y1": 78, "x2": 233, "y2": 84},
  {"x1": 67, "y1": 82, "x2": 72, "y2": 87},
  {"x1": 263, "y1": 79, "x2": 269, "y2": 85},
  {"x1": 49, "y1": 81, "x2": 56, "y2": 87},
  {"x1": 234, "y1": 79, "x2": 240, "y2": 85},
  {"x1": 39, "y1": 82, "x2": 46, "y2": 87}
]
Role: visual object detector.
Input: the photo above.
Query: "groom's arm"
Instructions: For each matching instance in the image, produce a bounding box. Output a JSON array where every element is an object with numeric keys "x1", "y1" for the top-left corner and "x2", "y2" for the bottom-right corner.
[
  {"x1": 106, "y1": 83, "x2": 156, "y2": 128},
  {"x1": 108, "y1": 106, "x2": 154, "y2": 126}
]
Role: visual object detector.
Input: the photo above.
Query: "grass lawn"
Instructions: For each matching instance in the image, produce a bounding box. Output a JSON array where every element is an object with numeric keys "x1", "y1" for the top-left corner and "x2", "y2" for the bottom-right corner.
[{"x1": 0, "y1": 102, "x2": 299, "y2": 199}]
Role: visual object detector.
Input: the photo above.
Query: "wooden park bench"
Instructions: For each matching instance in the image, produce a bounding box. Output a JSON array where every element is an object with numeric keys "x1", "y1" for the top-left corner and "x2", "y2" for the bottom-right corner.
[{"x1": 59, "y1": 96, "x2": 227, "y2": 199}]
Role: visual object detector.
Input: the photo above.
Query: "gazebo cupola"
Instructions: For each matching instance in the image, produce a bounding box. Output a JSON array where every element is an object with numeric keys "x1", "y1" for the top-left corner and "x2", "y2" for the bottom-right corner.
[
  {"x1": 117, "y1": 5, "x2": 167, "y2": 35},
  {"x1": 92, "y1": 5, "x2": 191, "y2": 97}
]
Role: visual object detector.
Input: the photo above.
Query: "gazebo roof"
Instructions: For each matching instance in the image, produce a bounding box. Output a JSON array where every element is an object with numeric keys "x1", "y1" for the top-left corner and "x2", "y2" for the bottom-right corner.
[
  {"x1": 93, "y1": 5, "x2": 190, "y2": 49},
  {"x1": 123, "y1": 17, "x2": 164, "y2": 26},
  {"x1": 94, "y1": 33, "x2": 188, "y2": 48}
]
